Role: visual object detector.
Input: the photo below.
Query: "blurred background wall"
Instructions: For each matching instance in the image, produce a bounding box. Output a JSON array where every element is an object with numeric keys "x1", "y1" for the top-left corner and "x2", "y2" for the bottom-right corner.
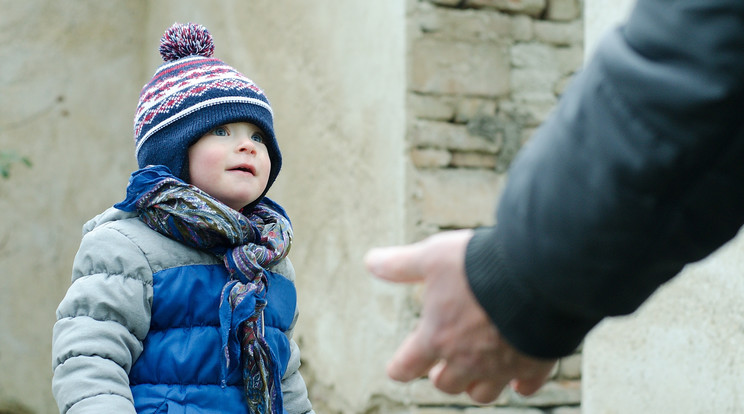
[
  {"x1": 1, "y1": 2, "x2": 148, "y2": 413},
  {"x1": 6, "y1": 1, "x2": 740, "y2": 414},
  {"x1": 1, "y1": 1, "x2": 407, "y2": 412},
  {"x1": 1, "y1": 0, "x2": 582, "y2": 411}
]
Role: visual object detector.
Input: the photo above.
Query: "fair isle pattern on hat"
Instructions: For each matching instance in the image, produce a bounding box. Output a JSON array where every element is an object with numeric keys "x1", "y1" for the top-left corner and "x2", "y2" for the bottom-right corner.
[
  {"x1": 133, "y1": 22, "x2": 281, "y2": 193},
  {"x1": 134, "y1": 56, "x2": 273, "y2": 157}
]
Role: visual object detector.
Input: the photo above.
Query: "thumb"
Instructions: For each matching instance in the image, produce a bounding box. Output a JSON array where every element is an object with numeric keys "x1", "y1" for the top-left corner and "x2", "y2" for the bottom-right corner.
[{"x1": 364, "y1": 244, "x2": 425, "y2": 284}]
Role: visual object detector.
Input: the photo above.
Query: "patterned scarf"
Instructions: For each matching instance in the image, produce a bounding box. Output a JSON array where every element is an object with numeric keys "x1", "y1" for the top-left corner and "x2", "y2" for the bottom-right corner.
[{"x1": 115, "y1": 165, "x2": 292, "y2": 414}]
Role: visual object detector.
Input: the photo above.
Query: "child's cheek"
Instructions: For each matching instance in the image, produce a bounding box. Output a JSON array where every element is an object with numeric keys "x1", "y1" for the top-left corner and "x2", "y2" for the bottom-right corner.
[{"x1": 198, "y1": 148, "x2": 227, "y2": 169}]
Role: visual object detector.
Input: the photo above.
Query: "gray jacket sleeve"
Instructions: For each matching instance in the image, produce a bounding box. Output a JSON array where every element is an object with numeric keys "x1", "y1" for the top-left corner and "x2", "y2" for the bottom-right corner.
[
  {"x1": 272, "y1": 258, "x2": 315, "y2": 414},
  {"x1": 52, "y1": 223, "x2": 152, "y2": 414},
  {"x1": 466, "y1": 0, "x2": 744, "y2": 358}
]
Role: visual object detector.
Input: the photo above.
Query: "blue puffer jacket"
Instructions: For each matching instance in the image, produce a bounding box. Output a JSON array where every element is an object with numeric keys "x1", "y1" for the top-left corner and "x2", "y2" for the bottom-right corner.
[{"x1": 52, "y1": 207, "x2": 314, "y2": 414}]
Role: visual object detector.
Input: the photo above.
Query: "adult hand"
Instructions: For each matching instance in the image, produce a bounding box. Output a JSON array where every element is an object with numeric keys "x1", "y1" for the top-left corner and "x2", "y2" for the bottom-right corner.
[{"x1": 364, "y1": 230, "x2": 556, "y2": 403}]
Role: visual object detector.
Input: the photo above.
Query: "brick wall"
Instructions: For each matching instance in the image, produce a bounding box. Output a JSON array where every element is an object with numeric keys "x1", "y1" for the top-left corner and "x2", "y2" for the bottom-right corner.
[{"x1": 403, "y1": 0, "x2": 584, "y2": 412}]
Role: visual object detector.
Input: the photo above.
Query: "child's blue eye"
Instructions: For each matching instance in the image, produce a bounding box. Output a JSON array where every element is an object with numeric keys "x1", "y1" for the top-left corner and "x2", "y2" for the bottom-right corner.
[
  {"x1": 251, "y1": 133, "x2": 264, "y2": 143},
  {"x1": 212, "y1": 127, "x2": 229, "y2": 136}
]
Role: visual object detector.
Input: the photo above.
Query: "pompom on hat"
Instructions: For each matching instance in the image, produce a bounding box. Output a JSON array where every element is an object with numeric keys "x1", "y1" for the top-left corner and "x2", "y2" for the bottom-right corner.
[{"x1": 133, "y1": 22, "x2": 281, "y2": 206}]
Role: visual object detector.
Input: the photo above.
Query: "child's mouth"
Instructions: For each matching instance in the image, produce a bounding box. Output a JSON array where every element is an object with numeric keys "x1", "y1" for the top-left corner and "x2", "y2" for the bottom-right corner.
[{"x1": 229, "y1": 165, "x2": 255, "y2": 175}]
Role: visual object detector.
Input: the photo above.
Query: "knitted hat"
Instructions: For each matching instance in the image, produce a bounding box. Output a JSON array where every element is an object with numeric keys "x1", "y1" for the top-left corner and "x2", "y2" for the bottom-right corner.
[{"x1": 133, "y1": 22, "x2": 281, "y2": 202}]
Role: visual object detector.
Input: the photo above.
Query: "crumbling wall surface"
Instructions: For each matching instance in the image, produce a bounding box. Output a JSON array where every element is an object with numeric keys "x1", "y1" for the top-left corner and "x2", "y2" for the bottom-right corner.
[
  {"x1": 0, "y1": 1, "x2": 145, "y2": 413},
  {"x1": 1, "y1": 1, "x2": 409, "y2": 413},
  {"x1": 402, "y1": 0, "x2": 585, "y2": 412},
  {"x1": 1, "y1": 0, "x2": 586, "y2": 413}
]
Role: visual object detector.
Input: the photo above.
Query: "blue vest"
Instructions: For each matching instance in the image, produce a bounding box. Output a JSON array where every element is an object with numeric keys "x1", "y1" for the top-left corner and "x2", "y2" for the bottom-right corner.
[{"x1": 129, "y1": 263, "x2": 296, "y2": 413}]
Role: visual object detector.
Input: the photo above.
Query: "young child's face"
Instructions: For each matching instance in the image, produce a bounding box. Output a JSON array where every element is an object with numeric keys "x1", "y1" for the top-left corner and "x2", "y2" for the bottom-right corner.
[{"x1": 188, "y1": 122, "x2": 271, "y2": 211}]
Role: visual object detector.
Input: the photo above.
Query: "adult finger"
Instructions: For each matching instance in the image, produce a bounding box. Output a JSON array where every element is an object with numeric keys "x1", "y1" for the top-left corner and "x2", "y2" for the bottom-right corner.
[
  {"x1": 467, "y1": 379, "x2": 509, "y2": 404},
  {"x1": 386, "y1": 327, "x2": 439, "y2": 382},
  {"x1": 364, "y1": 244, "x2": 425, "y2": 284},
  {"x1": 428, "y1": 360, "x2": 472, "y2": 395},
  {"x1": 511, "y1": 372, "x2": 550, "y2": 396}
]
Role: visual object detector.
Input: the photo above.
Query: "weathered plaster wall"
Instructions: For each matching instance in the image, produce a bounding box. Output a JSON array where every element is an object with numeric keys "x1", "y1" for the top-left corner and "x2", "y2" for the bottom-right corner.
[
  {"x1": 0, "y1": 2, "x2": 145, "y2": 413},
  {"x1": 1, "y1": 2, "x2": 407, "y2": 413},
  {"x1": 584, "y1": 234, "x2": 744, "y2": 414}
]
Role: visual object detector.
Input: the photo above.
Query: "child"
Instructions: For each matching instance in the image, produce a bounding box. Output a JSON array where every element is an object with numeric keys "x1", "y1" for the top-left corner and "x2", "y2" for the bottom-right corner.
[{"x1": 52, "y1": 22, "x2": 314, "y2": 414}]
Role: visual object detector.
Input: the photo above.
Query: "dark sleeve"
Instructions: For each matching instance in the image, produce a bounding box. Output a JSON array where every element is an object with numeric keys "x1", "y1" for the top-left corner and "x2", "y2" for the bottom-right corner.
[{"x1": 465, "y1": 0, "x2": 744, "y2": 359}]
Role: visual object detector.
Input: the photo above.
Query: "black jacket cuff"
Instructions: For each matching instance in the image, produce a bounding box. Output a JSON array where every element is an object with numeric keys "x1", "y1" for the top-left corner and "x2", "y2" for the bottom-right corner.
[{"x1": 465, "y1": 227, "x2": 600, "y2": 359}]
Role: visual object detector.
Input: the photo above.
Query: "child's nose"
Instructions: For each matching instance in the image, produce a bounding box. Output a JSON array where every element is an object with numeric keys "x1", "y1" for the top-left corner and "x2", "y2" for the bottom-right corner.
[{"x1": 236, "y1": 135, "x2": 256, "y2": 153}]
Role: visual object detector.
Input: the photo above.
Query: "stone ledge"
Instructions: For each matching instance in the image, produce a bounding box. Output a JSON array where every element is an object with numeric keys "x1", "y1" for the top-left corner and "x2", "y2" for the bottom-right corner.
[{"x1": 408, "y1": 379, "x2": 581, "y2": 407}]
